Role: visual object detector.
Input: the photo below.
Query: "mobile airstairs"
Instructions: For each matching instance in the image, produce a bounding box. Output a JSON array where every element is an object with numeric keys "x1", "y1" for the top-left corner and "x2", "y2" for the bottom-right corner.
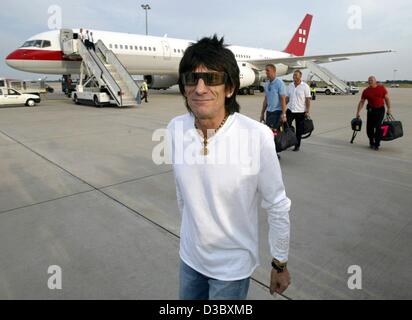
[
  {"x1": 306, "y1": 61, "x2": 350, "y2": 94},
  {"x1": 61, "y1": 30, "x2": 141, "y2": 107}
]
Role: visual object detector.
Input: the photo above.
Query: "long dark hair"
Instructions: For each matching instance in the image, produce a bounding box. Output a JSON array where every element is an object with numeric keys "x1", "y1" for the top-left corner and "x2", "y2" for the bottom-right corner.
[{"x1": 178, "y1": 35, "x2": 240, "y2": 114}]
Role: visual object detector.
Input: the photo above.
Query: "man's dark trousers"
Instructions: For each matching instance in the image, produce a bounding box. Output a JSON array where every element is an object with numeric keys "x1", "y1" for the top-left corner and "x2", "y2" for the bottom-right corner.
[
  {"x1": 266, "y1": 110, "x2": 282, "y2": 129},
  {"x1": 367, "y1": 106, "x2": 385, "y2": 147},
  {"x1": 287, "y1": 109, "x2": 305, "y2": 147}
]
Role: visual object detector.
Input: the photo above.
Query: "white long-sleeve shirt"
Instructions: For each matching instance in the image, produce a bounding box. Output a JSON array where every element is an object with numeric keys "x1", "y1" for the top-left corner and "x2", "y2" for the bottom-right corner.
[{"x1": 167, "y1": 112, "x2": 291, "y2": 281}]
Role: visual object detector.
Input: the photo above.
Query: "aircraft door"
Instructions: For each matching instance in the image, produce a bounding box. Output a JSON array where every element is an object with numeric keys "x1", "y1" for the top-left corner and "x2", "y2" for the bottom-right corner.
[
  {"x1": 60, "y1": 29, "x2": 74, "y2": 43},
  {"x1": 60, "y1": 29, "x2": 76, "y2": 54},
  {"x1": 161, "y1": 40, "x2": 171, "y2": 60}
]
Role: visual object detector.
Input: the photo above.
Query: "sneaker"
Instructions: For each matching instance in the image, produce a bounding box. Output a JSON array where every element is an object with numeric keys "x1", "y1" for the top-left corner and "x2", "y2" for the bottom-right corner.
[
  {"x1": 277, "y1": 154, "x2": 281, "y2": 160},
  {"x1": 293, "y1": 146, "x2": 300, "y2": 152},
  {"x1": 373, "y1": 146, "x2": 380, "y2": 151}
]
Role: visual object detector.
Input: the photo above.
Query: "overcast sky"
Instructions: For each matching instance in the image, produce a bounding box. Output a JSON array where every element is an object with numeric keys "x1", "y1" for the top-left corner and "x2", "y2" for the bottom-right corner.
[{"x1": 1, "y1": 0, "x2": 411, "y2": 81}]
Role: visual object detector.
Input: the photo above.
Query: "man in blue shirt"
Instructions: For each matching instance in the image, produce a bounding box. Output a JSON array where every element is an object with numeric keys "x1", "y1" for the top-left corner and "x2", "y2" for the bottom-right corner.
[{"x1": 260, "y1": 64, "x2": 287, "y2": 129}]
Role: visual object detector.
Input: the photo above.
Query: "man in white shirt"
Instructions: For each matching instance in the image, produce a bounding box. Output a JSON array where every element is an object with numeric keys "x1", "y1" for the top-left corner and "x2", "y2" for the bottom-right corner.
[
  {"x1": 286, "y1": 70, "x2": 311, "y2": 151},
  {"x1": 78, "y1": 28, "x2": 85, "y2": 44},
  {"x1": 167, "y1": 36, "x2": 291, "y2": 300}
]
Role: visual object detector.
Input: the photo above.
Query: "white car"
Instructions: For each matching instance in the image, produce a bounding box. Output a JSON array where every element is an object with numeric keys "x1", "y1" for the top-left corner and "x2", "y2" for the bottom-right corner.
[
  {"x1": 315, "y1": 86, "x2": 336, "y2": 95},
  {"x1": 0, "y1": 88, "x2": 41, "y2": 106}
]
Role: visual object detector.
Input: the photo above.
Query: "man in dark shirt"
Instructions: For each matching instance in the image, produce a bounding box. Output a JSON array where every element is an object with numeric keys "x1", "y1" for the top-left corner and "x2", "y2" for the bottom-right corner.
[{"x1": 355, "y1": 76, "x2": 392, "y2": 150}]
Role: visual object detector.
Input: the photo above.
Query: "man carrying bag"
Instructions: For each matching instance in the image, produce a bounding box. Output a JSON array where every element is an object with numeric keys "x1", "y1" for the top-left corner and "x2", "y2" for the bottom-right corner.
[{"x1": 355, "y1": 76, "x2": 392, "y2": 151}]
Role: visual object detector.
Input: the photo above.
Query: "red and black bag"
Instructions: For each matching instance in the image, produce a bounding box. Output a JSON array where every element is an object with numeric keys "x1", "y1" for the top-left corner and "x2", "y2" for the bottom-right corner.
[
  {"x1": 272, "y1": 123, "x2": 298, "y2": 152},
  {"x1": 380, "y1": 114, "x2": 403, "y2": 141}
]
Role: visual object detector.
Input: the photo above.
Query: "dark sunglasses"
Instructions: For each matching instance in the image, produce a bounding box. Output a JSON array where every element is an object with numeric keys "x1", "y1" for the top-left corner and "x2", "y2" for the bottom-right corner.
[{"x1": 181, "y1": 72, "x2": 227, "y2": 86}]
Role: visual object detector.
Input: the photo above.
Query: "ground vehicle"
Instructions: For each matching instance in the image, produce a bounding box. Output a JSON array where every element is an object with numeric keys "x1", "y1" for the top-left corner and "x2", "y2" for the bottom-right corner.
[
  {"x1": 315, "y1": 86, "x2": 336, "y2": 95},
  {"x1": 72, "y1": 84, "x2": 114, "y2": 107},
  {"x1": 0, "y1": 88, "x2": 41, "y2": 106},
  {"x1": 346, "y1": 82, "x2": 360, "y2": 94},
  {"x1": 0, "y1": 77, "x2": 52, "y2": 95}
]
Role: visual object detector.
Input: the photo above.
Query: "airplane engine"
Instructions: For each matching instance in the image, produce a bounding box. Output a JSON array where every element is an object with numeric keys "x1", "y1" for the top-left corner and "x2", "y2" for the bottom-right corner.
[
  {"x1": 144, "y1": 75, "x2": 178, "y2": 90},
  {"x1": 238, "y1": 62, "x2": 259, "y2": 88}
]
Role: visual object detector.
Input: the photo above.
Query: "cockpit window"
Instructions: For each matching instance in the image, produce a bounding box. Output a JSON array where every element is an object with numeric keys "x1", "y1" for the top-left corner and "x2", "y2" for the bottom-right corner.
[
  {"x1": 42, "y1": 40, "x2": 51, "y2": 48},
  {"x1": 21, "y1": 40, "x2": 44, "y2": 48}
]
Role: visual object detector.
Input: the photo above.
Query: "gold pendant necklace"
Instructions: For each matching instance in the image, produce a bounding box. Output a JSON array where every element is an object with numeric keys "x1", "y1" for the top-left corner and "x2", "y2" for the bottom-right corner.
[
  {"x1": 195, "y1": 114, "x2": 229, "y2": 156},
  {"x1": 202, "y1": 137, "x2": 209, "y2": 156}
]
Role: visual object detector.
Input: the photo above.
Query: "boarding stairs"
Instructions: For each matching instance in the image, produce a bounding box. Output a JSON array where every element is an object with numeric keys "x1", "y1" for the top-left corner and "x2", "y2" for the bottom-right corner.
[
  {"x1": 76, "y1": 39, "x2": 141, "y2": 107},
  {"x1": 306, "y1": 61, "x2": 350, "y2": 94}
]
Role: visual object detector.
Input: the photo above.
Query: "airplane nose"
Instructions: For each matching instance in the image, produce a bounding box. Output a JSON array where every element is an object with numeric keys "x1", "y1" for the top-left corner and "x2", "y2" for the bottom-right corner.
[{"x1": 5, "y1": 50, "x2": 25, "y2": 70}]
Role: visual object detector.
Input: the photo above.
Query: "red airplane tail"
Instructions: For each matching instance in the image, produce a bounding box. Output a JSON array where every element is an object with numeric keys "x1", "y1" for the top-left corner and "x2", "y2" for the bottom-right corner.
[{"x1": 283, "y1": 14, "x2": 313, "y2": 56}]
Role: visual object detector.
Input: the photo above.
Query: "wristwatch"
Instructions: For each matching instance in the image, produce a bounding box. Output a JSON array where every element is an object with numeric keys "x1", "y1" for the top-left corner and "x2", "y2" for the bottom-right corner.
[{"x1": 271, "y1": 258, "x2": 287, "y2": 273}]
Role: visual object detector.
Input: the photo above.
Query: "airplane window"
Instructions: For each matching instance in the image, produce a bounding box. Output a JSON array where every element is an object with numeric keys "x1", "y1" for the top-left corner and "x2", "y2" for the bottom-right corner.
[
  {"x1": 21, "y1": 40, "x2": 42, "y2": 48},
  {"x1": 42, "y1": 40, "x2": 51, "y2": 48},
  {"x1": 21, "y1": 40, "x2": 32, "y2": 47},
  {"x1": 149, "y1": 47, "x2": 152, "y2": 51},
  {"x1": 153, "y1": 47, "x2": 156, "y2": 52},
  {"x1": 130, "y1": 46, "x2": 133, "y2": 50},
  {"x1": 0, "y1": 80, "x2": 4, "y2": 87},
  {"x1": 135, "y1": 46, "x2": 138, "y2": 50},
  {"x1": 120, "y1": 45, "x2": 123, "y2": 49},
  {"x1": 144, "y1": 47, "x2": 147, "y2": 51},
  {"x1": 0, "y1": 89, "x2": 3, "y2": 95},
  {"x1": 109, "y1": 44, "x2": 113, "y2": 48},
  {"x1": 115, "y1": 44, "x2": 118, "y2": 49},
  {"x1": 125, "y1": 45, "x2": 128, "y2": 49}
]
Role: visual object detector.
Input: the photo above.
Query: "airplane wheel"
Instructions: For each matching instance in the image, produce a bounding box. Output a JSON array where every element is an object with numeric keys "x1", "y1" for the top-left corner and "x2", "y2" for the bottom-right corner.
[{"x1": 325, "y1": 89, "x2": 331, "y2": 95}]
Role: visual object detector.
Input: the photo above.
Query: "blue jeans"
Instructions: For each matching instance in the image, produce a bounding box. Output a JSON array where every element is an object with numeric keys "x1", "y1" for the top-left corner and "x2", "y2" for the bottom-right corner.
[{"x1": 179, "y1": 260, "x2": 250, "y2": 300}]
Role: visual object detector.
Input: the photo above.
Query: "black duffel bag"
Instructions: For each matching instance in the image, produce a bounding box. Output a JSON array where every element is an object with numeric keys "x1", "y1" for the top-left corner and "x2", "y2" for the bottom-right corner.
[
  {"x1": 380, "y1": 114, "x2": 403, "y2": 141},
  {"x1": 274, "y1": 123, "x2": 298, "y2": 152},
  {"x1": 301, "y1": 116, "x2": 314, "y2": 139}
]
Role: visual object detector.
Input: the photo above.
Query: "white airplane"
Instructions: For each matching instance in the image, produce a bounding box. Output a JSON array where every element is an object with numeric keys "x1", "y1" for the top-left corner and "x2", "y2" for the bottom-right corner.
[{"x1": 5, "y1": 14, "x2": 392, "y2": 90}]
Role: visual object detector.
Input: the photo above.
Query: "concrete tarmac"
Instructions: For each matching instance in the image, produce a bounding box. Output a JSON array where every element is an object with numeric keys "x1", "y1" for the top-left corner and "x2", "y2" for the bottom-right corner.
[{"x1": 0, "y1": 87, "x2": 411, "y2": 299}]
